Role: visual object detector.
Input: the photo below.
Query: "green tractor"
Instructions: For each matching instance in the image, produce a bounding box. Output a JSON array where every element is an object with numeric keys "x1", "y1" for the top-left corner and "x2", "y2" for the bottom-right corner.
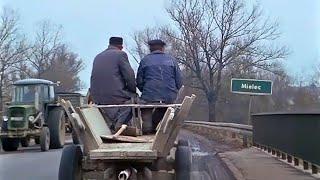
[{"x1": 0, "y1": 79, "x2": 66, "y2": 152}]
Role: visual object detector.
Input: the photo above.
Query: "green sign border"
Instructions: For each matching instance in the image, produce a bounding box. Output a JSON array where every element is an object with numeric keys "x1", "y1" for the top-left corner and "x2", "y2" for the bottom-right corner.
[{"x1": 230, "y1": 78, "x2": 273, "y2": 96}]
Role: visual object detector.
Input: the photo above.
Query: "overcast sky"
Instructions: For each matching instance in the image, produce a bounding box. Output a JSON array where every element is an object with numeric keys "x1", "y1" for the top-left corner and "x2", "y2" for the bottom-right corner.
[{"x1": 0, "y1": 0, "x2": 319, "y2": 89}]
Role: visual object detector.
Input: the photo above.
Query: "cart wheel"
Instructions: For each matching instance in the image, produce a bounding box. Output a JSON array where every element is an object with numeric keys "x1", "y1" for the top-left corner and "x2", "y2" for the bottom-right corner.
[
  {"x1": 59, "y1": 145, "x2": 83, "y2": 180},
  {"x1": 40, "y1": 127, "x2": 50, "y2": 151},
  {"x1": 1, "y1": 121, "x2": 19, "y2": 151},
  {"x1": 175, "y1": 141, "x2": 192, "y2": 180},
  {"x1": 178, "y1": 139, "x2": 189, "y2": 147},
  {"x1": 21, "y1": 136, "x2": 31, "y2": 147},
  {"x1": 143, "y1": 167, "x2": 152, "y2": 180},
  {"x1": 72, "y1": 131, "x2": 80, "y2": 145},
  {"x1": 47, "y1": 107, "x2": 66, "y2": 149}
]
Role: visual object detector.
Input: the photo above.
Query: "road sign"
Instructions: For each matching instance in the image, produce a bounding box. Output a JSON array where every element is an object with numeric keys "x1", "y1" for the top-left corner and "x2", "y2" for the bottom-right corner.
[{"x1": 231, "y1": 78, "x2": 272, "y2": 95}]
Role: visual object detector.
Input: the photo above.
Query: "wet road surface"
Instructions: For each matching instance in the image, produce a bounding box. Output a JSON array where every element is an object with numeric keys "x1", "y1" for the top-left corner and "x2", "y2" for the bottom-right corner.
[
  {"x1": 179, "y1": 130, "x2": 236, "y2": 180},
  {"x1": 0, "y1": 132, "x2": 235, "y2": 180}
]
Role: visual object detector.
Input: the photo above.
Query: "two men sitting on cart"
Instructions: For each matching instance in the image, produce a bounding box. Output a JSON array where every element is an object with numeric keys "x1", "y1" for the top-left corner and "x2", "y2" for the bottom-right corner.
[{"x1": 90, "y1": 37, "x2": 182, "y2": 135}]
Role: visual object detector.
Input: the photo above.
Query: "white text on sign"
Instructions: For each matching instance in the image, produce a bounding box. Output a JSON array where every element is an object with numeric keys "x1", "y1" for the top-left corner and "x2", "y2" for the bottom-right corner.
[{"x1": 241, "y1": 84, "x2": 261, "y2": 90}]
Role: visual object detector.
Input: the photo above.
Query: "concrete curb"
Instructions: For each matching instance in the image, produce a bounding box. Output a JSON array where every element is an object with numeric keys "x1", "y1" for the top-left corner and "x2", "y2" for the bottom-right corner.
[
  {"x1": 254, "y1": 146, "x2": 320, "y2": 179},
  {"x1": 218, "y1": 153, "x2": 246, "y2": 180},
  {"x1": 183, "y1": 122, "x2": 252, "y2": 148}
]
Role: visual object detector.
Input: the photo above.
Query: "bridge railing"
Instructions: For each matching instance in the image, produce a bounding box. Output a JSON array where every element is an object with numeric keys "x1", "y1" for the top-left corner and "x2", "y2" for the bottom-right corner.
[
  {"x1": 252, "y1": 112, "x2": 320, "y2": 174},
  {"x1": 183, "y1": 121, "x2": 253, "y2": 147},
  {"x1": 184, "y1": 116, "x2": 320, "y2": 175}
]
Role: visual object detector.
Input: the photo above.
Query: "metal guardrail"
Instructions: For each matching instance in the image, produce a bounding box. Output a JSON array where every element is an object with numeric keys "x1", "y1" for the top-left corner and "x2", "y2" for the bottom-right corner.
[
  {"x1": 184, "y1": 118, "x2": 320, "y2": 175},
  {"x1": 252, "y1": 113, "x2": 320, "y2": 174}
]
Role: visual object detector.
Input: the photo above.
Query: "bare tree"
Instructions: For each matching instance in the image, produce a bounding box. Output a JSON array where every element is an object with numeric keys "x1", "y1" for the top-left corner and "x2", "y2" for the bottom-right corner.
[
  {"x1": 14, "y1": 61, "x2": 34, "y2": 79},
  {"x1": 42, "y1": 45, "x2": 84, "y2": 92},
  {"x1": 129, "y1": 26, "x2": 173, "y2": 65},
  {"x1": 28, "y1": 20, "x2": 62, "y2": 78},
  {"x1": 0, "y1": 7, "x2": 29, "y2": 109},
  {"x1": 133, "y1": 0, "x2": 288, "y2": 121}
]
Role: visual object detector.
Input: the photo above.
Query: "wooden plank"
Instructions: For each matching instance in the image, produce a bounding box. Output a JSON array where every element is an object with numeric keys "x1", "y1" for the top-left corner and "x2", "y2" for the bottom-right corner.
[
  {"x1": 80, "y1": 107, "x2": 112, "y2": 137},
  {"x1": 163, "y1": 95, "x2": 196, "y2": 155},
  {"x1": 152, "y1": 107, "x2": 175, "y2": 154},
  {"x1": 75, "y1": 107, "x2": 113, "y2": 153},
  {"x1": 89, "y1": 104, "x2": 182, "y2": 108},
  {"x1": 90, "y1": 143, "x2": 157, "y2": 160},
  {"x1": 60, "y1": 99, "x2": 92, "y2": 153},
  {"x1": 130, "y1": 98, "x2": 143, "y2": 135},
  {"x1": 100, "y1": 135, "x2": 153, "y2": 143},
  {"x1": 89, "y1": 153, "x2": 157, "y2": 160},
  {"x1": 58, "y1": 103, "x2": 100, "y2": 154},
  {"x1": 60, "y1": 100, "x2": 85, "y2": 130},
  {"x1": 114, "y1": 126, "x2": 139, "y2": 137},
  {"x1": 75, "y1": 108, "x2": 100, "y2": 153},
  {"x1": 175, "y1": 85, "x2": 185, "y2": 103},
  {"x1": 60, "y1": 99, "x2": 77, "y2": 128},
  {"x1": 155, "y1": 95, "x2": 196, "y2": 157},
  {"x1": 99, "y1": 142, "x2": 153, "y2": 150},
  {"x1": 137, "y1": 107, "x2": 143, "y2": 135}
]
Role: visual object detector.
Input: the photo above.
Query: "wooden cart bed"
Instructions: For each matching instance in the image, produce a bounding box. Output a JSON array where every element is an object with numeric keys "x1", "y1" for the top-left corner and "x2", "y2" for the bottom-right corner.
[
  {"x1": 90, "y1": 142, "x2": 156, "y2": 160},
  {"x1": 61, "y1": 95, "x2": 196, "y2": 161},
  {"x1": 90, "y1": 134, "x2": 156, "y2": 160}
]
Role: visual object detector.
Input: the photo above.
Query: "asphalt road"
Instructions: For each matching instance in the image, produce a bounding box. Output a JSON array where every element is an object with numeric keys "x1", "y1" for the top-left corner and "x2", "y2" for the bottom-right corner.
[
  {"x1": 0, "y1": 132, "x2": 235, "y2": 180},
  {"x1": 179, "y1": 130, "x2": 236, "y2": 180},
  {"x1": 0, "y1": 140, "x2": 63, "y2": 180}
]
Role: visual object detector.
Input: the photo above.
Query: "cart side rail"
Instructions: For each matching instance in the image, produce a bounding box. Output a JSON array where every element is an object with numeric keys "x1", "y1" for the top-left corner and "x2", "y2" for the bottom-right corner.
[
  {"x1": 60, "y1": 99, "x2": 112, "y2": 154},
  {"x1": 152, "y1": 94, "x2": 196, "y2": 157}
]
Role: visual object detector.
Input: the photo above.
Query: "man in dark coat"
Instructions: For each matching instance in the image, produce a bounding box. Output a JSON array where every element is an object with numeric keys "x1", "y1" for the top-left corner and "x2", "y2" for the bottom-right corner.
[
  {"x1": 137, "y1": 39, "x2": 182, "y2": 133},
  {"x1": 90, "y1": 37, "x2": 136, "y2": 130}
]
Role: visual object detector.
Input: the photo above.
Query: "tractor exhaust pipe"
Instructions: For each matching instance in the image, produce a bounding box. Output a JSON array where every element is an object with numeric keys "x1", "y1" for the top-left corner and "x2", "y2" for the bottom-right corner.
[{"x1": 118, "y1": 168, "x2": 131, "y2": 180}]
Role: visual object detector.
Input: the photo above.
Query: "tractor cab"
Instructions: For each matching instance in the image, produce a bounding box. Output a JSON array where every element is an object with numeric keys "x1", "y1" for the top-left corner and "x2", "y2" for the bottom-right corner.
[
  {"x1": 4, "y1": 79, "x2": 56, "y2": 131},
  {"x1": 12, "y1": 79, "x2": 55, "y2": 107}
]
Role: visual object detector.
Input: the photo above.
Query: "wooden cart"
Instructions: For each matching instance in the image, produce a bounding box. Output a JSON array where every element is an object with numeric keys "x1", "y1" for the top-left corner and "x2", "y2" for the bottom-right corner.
[{"x1": 58, "y1": 95, "x2": 196, "y2": 180}]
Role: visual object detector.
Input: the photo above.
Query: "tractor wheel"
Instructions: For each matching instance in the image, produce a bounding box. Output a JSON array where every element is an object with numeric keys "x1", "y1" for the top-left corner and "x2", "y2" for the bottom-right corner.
[
  {"x1": 1, "y1": 121, "x2": 19, "y2": 152},
  {"x1": 175, "y1": 140, "x2": 192, "y2": 180},
  {"x1": 59, "y1": 145, "x2": 83, "y2": 180},
  {"x1": 1, "y1": 138, "x2": 19, "y2": 151},
  {"x1": 20, "y1": 136, "x2": 31, "y2": 147},
  {"x1": 47, "y1": 107, "x2": 66, "y2": 149},
  {"x1": 40, "y1": 126, "x2": 50, "y2": 151},
  {"x1": 35, "y1": 137, "x2": 40, "y2": 144}
]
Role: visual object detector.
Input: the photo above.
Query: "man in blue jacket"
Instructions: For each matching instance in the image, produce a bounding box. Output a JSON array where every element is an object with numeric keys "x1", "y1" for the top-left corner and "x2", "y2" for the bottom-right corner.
[{"x1": 137, "y1": 39, "x2": 182, "y2": 133}]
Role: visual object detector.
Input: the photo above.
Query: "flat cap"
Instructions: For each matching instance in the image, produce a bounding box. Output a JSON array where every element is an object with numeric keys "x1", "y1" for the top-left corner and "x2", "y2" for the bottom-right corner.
[
  {"x1": 147, "y1": 39, "x2": 166, "y2": 46},
  {"x1": 109, "y1": 37, "x2": 123, "y2": 45}
]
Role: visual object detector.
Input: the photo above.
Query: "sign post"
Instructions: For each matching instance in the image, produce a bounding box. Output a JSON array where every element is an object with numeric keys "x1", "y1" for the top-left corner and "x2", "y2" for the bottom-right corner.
[
  {"x1": 248, "y1": 95, "x2": 253, "y2": 125},
  {"x1": 231, "y1": 78, "x2": 273, "y2": 124}
]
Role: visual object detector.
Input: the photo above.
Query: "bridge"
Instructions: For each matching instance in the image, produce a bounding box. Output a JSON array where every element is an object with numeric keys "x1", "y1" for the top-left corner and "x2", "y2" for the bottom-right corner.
[
  {"x1": 184, "y1": 112, "x2": 320, "y2": 180},
  {"x1": 0, "y1": 112, "x2": 318, "y2": 180}
]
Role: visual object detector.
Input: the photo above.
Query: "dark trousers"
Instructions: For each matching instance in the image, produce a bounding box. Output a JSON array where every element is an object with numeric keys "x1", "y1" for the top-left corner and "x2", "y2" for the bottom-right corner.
[
  {"x1": 99, "y1": 100, "x2": 132, "y2": 132},
  {"x1": 139, "y1": 100, "x2": 167, "y2": 134}
]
